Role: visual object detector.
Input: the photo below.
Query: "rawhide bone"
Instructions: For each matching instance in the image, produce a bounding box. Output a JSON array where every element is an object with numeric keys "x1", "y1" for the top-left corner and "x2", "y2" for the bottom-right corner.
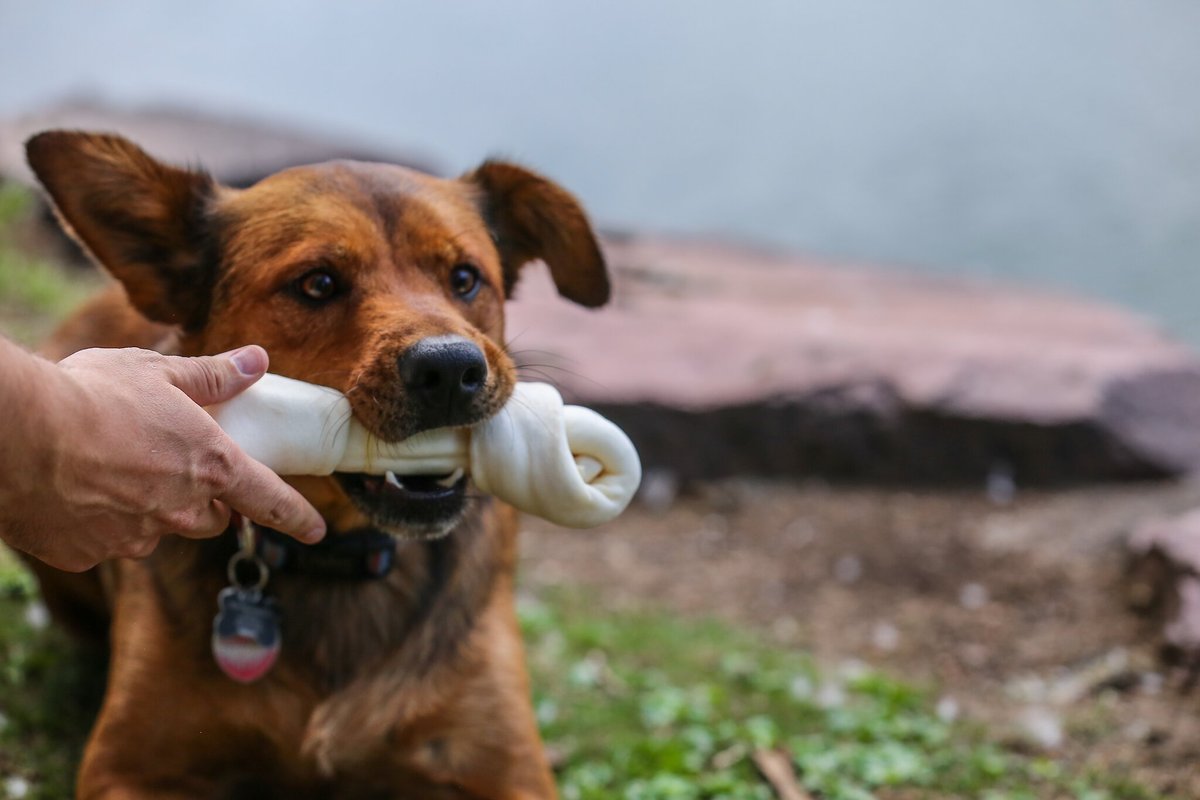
[{"x1": 207, "y1": 374, "x2": 641, "y2": 528}]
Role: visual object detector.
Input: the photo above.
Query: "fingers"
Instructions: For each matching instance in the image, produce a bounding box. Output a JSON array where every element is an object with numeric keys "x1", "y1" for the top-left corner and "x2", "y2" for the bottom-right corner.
[
  {"x1": 219, "y1": 448, "x2": 326, "y2": 543},
  {"x1": 163, "y1": 345, "x2": 270, "y2": 406}
]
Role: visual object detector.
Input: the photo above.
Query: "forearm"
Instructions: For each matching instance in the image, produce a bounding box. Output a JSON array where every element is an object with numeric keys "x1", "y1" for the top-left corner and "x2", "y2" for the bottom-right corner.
[{"x1": 0, "y1": 337, "x2": 63, "y2": 511}]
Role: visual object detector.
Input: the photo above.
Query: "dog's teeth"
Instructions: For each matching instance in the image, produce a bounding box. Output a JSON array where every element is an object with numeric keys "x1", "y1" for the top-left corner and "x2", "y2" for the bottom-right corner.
[
  {"x1": 436, "y1": 468, "x2": 465, "y2": 488},
  {"x1": 384, "y1": 470, "x2": 405, "y2": 489}
]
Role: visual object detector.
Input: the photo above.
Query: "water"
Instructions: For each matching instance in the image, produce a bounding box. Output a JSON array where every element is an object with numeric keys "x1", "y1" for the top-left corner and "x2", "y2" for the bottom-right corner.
[{"x1": 3, "y1": 1, "x2": 1200, "y2": 342}]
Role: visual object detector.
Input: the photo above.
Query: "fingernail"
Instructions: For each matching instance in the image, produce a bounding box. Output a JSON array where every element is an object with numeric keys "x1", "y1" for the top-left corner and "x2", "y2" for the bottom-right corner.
[
  {"x1": 303, "y1": 524, "x2": 327, "y2": 543},
  {"x1": 227, "y1": 346, "x2": 263, "y2": 377}
]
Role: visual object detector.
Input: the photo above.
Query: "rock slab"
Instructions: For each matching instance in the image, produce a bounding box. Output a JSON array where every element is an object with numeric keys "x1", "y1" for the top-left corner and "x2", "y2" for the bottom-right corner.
[
  {"x1": 507, "y1": 236, "x2": 1200, "y2": 484},
  {"x1": 1130, "y1": 511, "x2": 1200, "y2": 666}
]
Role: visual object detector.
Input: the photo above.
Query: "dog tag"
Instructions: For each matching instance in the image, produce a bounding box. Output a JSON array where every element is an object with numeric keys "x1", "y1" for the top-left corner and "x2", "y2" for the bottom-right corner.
[{"x1": 212, "y1": 587, "x2": 281, "y2": 684}]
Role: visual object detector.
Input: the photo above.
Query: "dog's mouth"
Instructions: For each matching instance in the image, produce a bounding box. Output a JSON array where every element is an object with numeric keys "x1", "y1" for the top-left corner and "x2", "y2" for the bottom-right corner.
[{"x1": 334, "y1": 468, "x2": 469, "y2": 540}]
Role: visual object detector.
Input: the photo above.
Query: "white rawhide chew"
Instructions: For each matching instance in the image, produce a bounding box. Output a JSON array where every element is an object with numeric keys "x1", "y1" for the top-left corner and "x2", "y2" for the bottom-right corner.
[{"x1": 207, "y1": 374, "x2": 641, "y2": 528}]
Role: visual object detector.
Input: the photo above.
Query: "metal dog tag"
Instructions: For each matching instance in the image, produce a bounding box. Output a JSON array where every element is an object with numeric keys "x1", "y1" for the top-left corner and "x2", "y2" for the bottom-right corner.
[{"x1": 212, "y1": 587, "x2": 281, "y2": 684}]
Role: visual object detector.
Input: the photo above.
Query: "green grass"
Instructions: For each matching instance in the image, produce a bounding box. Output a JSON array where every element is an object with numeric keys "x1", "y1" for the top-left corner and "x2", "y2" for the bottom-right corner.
[
  {"x1": 0, "y1": 550, "x2": 104, "y2": 800},
  {"x1": 0, "y1": 553, "x2": 1167, "y2": 799},
  {"x1": 521, "y1": 591, "x2": 1164, "y2": 800},
  {"x1": 0, "y1": 183, "x2": 97, "y2": 344}
]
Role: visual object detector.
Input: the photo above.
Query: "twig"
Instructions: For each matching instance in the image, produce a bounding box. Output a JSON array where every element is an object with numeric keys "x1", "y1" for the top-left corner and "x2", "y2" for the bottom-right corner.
[{"x1": 752, "y1": 749, "x2": 814, "y2": 800}]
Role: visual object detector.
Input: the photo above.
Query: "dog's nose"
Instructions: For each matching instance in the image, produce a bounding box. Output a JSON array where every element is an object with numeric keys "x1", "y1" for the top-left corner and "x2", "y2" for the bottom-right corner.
[{"x1": 398, "y1": 336, "x2": 488, "y2": 425}]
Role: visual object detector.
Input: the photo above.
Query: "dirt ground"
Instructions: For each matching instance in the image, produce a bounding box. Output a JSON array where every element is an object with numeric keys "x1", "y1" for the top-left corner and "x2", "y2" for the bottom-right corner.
[{"x1": 518, "y1": 477, "x2": 1200, "y2": 798}]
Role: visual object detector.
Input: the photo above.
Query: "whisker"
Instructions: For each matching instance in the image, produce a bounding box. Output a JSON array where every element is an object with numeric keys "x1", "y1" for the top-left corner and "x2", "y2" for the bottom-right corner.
[{"x1": 512, "y1": 363, "x2": 611, "y2": 393}]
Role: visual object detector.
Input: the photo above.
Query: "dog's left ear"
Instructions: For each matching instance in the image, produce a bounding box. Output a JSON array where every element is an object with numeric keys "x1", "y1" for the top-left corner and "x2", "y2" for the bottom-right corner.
[{"x1": 464, "y1": 160, "x2": 609, "y2": 307}]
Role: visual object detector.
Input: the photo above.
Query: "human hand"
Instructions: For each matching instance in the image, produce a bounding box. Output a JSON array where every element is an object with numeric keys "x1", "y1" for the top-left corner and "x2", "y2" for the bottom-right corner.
[{"x1": 0, "y1": 344, "x2": 326, "y2": 571}]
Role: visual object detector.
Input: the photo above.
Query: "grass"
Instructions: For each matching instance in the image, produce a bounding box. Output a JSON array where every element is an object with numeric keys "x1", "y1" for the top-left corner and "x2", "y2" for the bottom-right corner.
[
  {"x1": 0, "y1": 182, "x2": 98, "y2": 344},
  {"x1": 520, "y1": 590, "x2": 1164, "y2": 800},
  {"x1": 0, "y1": 550, "x2": 104, "y2": 800}
]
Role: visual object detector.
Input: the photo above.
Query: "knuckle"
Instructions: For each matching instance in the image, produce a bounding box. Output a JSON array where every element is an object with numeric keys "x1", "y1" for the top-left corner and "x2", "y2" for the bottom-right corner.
[
  {"x1": 199, "y1": 438, "x2": 237, "y2": 491},
  {"x1": 161, "y1": 510, "x2": 194, "y2": 533},
  {"x1": 123, "y1": 540, "x2": 157, "y2": 560},
  {"x1": 129, "y1": 348, "x2": 166, "y2": 374}
]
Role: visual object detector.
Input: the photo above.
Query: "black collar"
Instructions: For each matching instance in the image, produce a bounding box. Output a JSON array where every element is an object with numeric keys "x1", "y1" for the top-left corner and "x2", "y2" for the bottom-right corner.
[{"x1": 254, "y1": 525, "x2": 397, "y2": 580}]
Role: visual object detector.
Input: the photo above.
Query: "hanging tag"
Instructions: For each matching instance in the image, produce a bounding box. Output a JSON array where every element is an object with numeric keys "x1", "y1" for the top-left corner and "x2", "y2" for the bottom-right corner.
[
  {"x1": 212, "y1": 586, "x2": 281, "y2": 683},
  {"x1": 212, "y1": 518, "x2": 280, "y2": 683}
]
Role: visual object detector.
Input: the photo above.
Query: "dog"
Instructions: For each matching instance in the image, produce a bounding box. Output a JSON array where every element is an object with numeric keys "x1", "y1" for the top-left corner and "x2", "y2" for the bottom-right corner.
[{"x1": 23, "y1": 129, "x2": 610, "y2": 799}]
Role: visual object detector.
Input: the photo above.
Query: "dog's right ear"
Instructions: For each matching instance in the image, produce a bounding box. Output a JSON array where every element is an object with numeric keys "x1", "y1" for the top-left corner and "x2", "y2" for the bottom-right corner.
[{"x1": 25, "y1": 130, "x2": 218, "y2": 329}]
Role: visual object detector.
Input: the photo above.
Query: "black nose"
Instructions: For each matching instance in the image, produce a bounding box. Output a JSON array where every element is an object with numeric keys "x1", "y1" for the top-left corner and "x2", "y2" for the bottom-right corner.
[{"x1": 398, "y1": 336, "x2": 488, "y2": 425}]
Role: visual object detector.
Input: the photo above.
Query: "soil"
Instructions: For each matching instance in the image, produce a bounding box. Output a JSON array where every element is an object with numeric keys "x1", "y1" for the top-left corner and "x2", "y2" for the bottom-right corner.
[{"x1": 517, "y1": 477, "x2": 1200, "y2": 798}]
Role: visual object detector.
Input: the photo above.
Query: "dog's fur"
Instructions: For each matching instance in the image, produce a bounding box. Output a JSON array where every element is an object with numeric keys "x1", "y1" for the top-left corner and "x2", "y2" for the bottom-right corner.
[{"x1": 24, "y1": 130, "x2": 610, "y2": 799}]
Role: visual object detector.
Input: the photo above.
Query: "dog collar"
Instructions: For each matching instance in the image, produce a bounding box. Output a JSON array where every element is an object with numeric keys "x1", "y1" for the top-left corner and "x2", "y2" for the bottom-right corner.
[{"x1": 253, "y1": 524, "x2": 396, "y2": 580}]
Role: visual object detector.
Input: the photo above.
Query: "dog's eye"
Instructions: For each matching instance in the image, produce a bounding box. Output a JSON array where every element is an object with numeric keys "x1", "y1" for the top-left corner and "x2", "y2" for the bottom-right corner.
[
  {"x1": 449, "y1": 264, "x2": 481, "y2": 301},
  {"x1": 296, "y1": 270, "x2": 338, "y2": 302}
]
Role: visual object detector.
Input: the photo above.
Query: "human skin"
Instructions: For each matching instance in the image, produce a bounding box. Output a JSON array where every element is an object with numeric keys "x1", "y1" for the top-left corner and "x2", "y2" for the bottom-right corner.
[{"x1": 0, "y1": 338, "x2": 325, "y2": 572}]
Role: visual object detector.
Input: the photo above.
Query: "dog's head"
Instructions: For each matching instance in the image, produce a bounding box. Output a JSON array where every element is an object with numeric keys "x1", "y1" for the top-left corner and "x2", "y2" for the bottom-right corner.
[{"x1": 26, "y1": 130, "x2": 609, "y2": 539}]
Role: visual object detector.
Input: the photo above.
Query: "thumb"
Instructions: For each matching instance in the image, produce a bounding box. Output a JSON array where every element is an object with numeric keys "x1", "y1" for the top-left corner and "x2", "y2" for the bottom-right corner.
[{"x1": 164, "y1": 345, "x2": 270, "y2": 406}]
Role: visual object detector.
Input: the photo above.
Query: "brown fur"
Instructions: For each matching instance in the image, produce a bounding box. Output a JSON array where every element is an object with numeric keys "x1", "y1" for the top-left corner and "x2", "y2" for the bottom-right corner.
[{"x1": 24, "y1": 130, "x2": 609, "y2": 799}]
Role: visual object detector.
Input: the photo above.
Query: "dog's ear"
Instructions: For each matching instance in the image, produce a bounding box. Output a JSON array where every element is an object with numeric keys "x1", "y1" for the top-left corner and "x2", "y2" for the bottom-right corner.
[
  {"x1": 464, "y1": 160, "x2": 609, "y2": 307},
  {"x1": 25, "y1": 130, "x2": 218, "y2": 329}
]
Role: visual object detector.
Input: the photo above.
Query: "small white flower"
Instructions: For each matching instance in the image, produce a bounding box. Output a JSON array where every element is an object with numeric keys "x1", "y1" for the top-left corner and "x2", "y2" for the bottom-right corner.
[
  {"x1": 23, "y1": 602, "x2": 49, "y2": 631},
  {"x1": 816, "y1": 682, "x2": 846, "y2": 709},
  {"x1": 935, "y1": 696, "x2": 960, "y2": 722}
]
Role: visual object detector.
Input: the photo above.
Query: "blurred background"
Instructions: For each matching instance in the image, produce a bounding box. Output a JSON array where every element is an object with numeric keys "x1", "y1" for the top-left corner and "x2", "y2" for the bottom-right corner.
[
  {"x1": 3, "y1": 0, "x2": 1200, "y2": 340},
  {"x1": 2, "y1": 2, "x2": 1200, "y2": 798}
]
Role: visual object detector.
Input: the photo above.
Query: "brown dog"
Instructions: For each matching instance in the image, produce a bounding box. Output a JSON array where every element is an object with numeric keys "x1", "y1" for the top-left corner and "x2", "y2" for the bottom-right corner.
[{"x1": 24, "y1": 130, "x2": 610, "y2": 799}]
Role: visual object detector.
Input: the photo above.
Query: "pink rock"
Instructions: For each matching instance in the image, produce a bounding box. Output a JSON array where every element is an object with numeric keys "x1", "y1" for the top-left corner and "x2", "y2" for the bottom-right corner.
[
  {"x1": 1130, "y1": 512, "x2": 1200, "y2": 662},
  {"x1": 508, "y1": 235, "x2": 1200, "y2": 483}
]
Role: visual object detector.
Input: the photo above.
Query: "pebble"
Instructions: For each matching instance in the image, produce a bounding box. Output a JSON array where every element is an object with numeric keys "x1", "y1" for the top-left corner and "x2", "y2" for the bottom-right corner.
[
  {"x1": 636, "y1": 467, "x2": 679, "y2": 513},
  {"x1": 959, "y1": 582, "x2": 989, "y2": 610},
  {"x1": 871, "y1": 621, "x2": 900, "y2": 652},
  {"x1": 1123, "y1": 719, "x2": 1151, "y2": 742},
  {"x1": 833, "y1": 554, "x2": 863, "y2": 584},
  {"x1": 986, "y1": 462, "x2": 1017, "y2": 506},
  {"x1": 782, "y1": 517, "x2": 817, "y2": 546},
  {"x1": 1017, "y1": 706, "x2": 1064, "y2": 750}
]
